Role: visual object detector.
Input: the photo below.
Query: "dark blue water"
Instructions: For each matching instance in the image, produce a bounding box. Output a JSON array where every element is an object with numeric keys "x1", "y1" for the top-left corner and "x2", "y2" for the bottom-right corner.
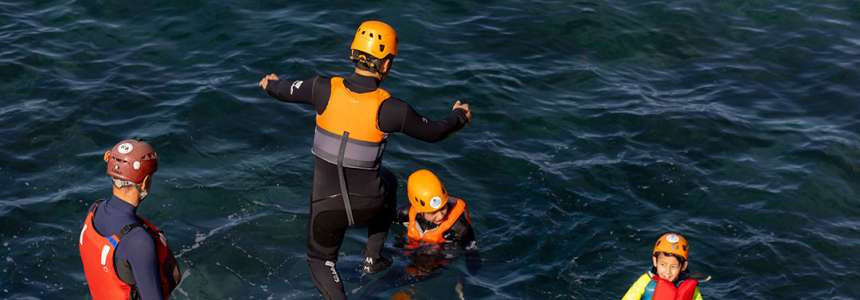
[{"x1": 1, "y1": 1, "x2": 859, "y2": 299}]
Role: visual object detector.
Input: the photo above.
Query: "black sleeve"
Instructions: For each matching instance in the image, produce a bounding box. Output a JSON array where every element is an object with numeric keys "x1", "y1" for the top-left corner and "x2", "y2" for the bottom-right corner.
[
  {"x1": 447, "y1": 214, "x2": 481, "y2": 274},
  {"x1": 265, "y1": 75, "x2": 331, "y2": 114},
  {"x1": 445, "y1": 214, "x2": 476, "y2": 249},
  {"x1": 377, "y1": 98, "x2": 468, "y2": 142},
  {"x1": 394, "y1": 205, "x2": 410, "y2": 225}
]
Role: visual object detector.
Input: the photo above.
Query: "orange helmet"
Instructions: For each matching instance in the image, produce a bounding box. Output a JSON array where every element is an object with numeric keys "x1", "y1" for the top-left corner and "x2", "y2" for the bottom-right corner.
[
  {"x1": 350, "y1": 20, "x2": 397, "y2": 60},
  {"x1": 407, "y1": 169, "x2": 448, "y2": 213},
  {"x1": 103, "y1": 139, "x2": 158, "y2": 184},
  {"x1": 652, "y1": 232, "x2": 689, "y2": 260}
]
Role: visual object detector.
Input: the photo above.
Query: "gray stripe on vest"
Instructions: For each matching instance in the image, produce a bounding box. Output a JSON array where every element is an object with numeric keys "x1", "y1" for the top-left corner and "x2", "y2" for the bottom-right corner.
[{"x1": 312, "y1": 127, "x2": 385, "y2": 170}]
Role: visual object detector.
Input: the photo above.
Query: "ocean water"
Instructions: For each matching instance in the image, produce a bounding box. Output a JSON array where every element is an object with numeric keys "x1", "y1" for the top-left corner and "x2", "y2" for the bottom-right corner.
[{"x1": 1, "y1": 0, "x2": 859, "y2": 299}]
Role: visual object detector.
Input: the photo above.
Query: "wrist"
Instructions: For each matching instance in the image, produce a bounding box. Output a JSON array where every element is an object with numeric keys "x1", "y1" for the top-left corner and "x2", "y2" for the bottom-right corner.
[{"x1": 452, "y1": 108, "x2": 468, "y2": 124}]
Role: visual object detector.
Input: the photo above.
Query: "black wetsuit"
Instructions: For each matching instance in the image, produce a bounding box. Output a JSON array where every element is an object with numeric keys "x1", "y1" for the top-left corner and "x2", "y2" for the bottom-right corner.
[
  {"x1": 89, "y1": 196, "x2": 163, "y2": 300},
  {"x1": 265, "y1": 73, "x2": 467, "y2": 299}
]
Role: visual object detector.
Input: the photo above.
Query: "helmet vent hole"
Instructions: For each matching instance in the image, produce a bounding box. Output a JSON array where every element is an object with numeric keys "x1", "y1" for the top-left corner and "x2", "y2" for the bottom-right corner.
[
  {"x1": 378, "y1": 35, "x2": 382, "y2": 40},
  {"x1": 362, "y1": 31, "x2": 366, "y2": 35},
  {"x1": 369, "y1": 33, "x2": 373, "y2": 37},
  {"x1": 379, "y1": 45, "x2": 385, "y2": 52},
  {"x1": 419, "y1": 200, "x2": 425, "y2": 206}
]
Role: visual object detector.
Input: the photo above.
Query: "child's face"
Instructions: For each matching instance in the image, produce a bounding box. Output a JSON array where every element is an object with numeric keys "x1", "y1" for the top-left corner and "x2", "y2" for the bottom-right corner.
[
  {"x1": 420, "y1": 209, "x2": 447, "y2": 225},
  {"x1": 652, "y1": 253, "x2": 687, "y2": 282}
]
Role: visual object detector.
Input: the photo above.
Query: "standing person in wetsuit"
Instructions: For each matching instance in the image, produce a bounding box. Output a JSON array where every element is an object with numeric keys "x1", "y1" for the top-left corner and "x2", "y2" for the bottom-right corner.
[
  {"x1": 78, "y1": 140, "x2": 181, "y2": 300},
  {"x1": 258, "y1": 20, "x2": 473, "y2": 299}
]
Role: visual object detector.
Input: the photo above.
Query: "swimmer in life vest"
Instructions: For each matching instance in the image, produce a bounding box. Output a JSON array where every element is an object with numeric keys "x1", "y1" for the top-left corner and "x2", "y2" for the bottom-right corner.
[
  {"x1": 395, "y1": 170, "x2": 480, "y2": 278},
  {"x1": 259, "y1": 20, "x2": 472, "y2": 300},
  {"x1": 78, "y1": 140, "x2": 181, "y2": 300},
  {"x1": 397, "y1": 169, "x2": 476, "y2": 249},
  {"x1": 622, "y1": 232, "x2": 704, "y2": 300}
]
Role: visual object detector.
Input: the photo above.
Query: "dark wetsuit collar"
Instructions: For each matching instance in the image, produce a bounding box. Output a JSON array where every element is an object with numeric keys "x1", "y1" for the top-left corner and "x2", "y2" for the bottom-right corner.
[
  {"x1": 105, "y1": 195, "x2": 138, "y2": 217},
  {"x1": 344, "y1": 73, "x2": 380, "y2": 93},
  {"x1": 417, "y1": 217, "x2": 438, "y2": 231}
]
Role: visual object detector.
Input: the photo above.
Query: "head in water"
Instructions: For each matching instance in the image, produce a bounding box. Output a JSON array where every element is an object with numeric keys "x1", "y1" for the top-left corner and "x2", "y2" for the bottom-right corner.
[
  {"x1": 350, "y1": 20, "x2": 397, "y2": 80},
  {"x1": 407, "y1": 169, "x2": 449, "y2": 224},
  {"x1": 104, "y1": 139, "x2": 158, "y2": 205},
  {"x1": 651, "y1": 232, "x2": 689, "y2": 282}
]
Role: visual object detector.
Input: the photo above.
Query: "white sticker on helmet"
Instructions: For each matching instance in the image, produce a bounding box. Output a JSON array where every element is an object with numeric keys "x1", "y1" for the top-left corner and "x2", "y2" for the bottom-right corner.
[
  {"x1": 133, "y1": 161, "x2": 140, "y2": 170},
  {"x1": 117, "y1": 143, "x2": 133, "y2": 154},
  {"x1": 430, "y1": 196, "x2": 443, "y2": 209},
  {"x1": 666, "y1": 234, "x2": 680, "y2": 243}
]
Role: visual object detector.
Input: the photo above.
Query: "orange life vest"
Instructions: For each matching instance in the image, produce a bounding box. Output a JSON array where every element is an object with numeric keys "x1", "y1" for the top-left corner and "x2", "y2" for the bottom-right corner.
[
  {"x1": 652, "y1": 275, "x2": 699, "y2": 300},
  {"x1": 407, "y1": 198, "x2": 470, "y2": 245},
  {"x1": 312, "y1": 76, "x2": 390, "y2": 170},
  {"x1": 79, "y1": 201, "x2": 181, "y2": 300}
]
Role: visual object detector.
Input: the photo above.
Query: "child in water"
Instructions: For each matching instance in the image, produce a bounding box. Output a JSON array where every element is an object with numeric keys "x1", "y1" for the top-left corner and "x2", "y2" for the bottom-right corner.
[
  {"x1": 396, "y1": 169, "x2": 476, "y2": 250},
  {"x1": 394, "y1": 169, "x2": 479, "y2": 277},
  {"x1": 622, "y1": 232, "x2": 704, "y2": 300}
]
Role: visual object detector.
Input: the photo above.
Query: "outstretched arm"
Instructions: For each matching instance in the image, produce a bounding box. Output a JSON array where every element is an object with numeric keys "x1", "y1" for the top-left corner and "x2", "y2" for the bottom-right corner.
[
  {"x1": 260, "y1": 74, "x2": 331, "y2": 114},
  {"x1": 378, "y1": 98, "x2": 471, "y2": 142}
]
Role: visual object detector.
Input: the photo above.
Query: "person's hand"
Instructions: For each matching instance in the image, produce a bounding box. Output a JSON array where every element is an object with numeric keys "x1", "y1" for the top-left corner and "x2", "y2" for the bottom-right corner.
[
  {"x1": 259, "y1": 73, "x2": 279, "y2": 90},
  {"x1": 452, "y1": 100, "x2": 472, "y2": 123}
]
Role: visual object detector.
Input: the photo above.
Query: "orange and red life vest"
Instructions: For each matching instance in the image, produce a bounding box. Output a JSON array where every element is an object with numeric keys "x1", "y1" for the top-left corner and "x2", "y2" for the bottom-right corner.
[
  {"x1": 406, "y1": 198, "x2": 470, "y2": 246},
  {"x1": 79, "y1": 201, "x2": 181, "y2": 300}
]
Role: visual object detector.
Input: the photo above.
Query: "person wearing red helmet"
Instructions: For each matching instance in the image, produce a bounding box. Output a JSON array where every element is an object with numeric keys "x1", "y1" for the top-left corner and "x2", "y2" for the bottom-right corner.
[
  {"x1": 78, "y1": 140, "x2": 181, "y2": 300},
  {"x1": 259, "y1": 20, "x2": 472, "y2": 299},
  {"x1": 622, "y1": 232, "x2": 704, "y2": 300}
]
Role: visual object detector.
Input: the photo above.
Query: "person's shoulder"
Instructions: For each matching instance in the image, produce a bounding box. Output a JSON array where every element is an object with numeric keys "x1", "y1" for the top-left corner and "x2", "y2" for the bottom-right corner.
[
  {"x1": 451, "y1": 208, "x2": 472, "y2": 231},
  {"x1": 310, "y1": 75, "x2": 332, "y2": 87},
  {"x1": 452, "y1": 198, "x2": 470, "y2": 213},
  {"x1": 381, "y1": 95, "x2": 405, "y2": 104},
  {"x1": 379, "y1": 96, "x2": 408, "y2": 113},
  {"x1": 120, "y1": 226, "x2": 156, "y2": 251}
]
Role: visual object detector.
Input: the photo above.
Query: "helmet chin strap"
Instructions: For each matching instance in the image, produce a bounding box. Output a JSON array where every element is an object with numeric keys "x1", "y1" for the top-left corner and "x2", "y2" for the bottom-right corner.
[
  {"x1": 112, "y1": 176, "x2": 150, "y2": 201},
  {"x1": 136, "y1": 175, "x2": 151, "y2": 200},
  {"x1": 136, "y1": 185, "x2": 149, "y2": 200}
]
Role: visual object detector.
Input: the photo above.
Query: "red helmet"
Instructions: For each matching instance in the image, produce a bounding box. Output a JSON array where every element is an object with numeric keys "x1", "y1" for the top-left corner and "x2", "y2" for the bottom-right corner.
[{"x1": 103, "y1": 139, "x2": 158, "y2": 184}]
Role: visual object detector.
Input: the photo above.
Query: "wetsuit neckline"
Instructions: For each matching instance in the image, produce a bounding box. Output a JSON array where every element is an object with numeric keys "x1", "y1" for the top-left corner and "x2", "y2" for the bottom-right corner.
[
  {"x1": 345, "y1": 73, "x2": 380, "y2": 93},
  {"x1": 105, "y1": 195, "x2": 138, "y2": 218},
  {"x1": 416, "y1": 217, "x2": 438, "y2": 231}
]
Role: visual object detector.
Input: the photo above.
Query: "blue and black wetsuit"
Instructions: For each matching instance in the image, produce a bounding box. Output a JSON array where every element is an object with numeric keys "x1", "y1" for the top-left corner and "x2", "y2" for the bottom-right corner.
[
  {"x1": 90, "y1": 196, "x2": 163, "y2": 300},
  {"x1": 266, "y1": 73, "x2": 468, "y2": 299}
]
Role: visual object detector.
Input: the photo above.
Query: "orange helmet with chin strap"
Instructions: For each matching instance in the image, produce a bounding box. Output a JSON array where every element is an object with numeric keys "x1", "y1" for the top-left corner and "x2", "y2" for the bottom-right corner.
[
  {"x1": 407, "y1": 169, "x2": 448, "y2": 213},
  {"x1": 350, "y1": 20, "x2": 397, "y2": 73},
  {"x1": 653, "y1": 232, "x2": 689, "y2": 261}
]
